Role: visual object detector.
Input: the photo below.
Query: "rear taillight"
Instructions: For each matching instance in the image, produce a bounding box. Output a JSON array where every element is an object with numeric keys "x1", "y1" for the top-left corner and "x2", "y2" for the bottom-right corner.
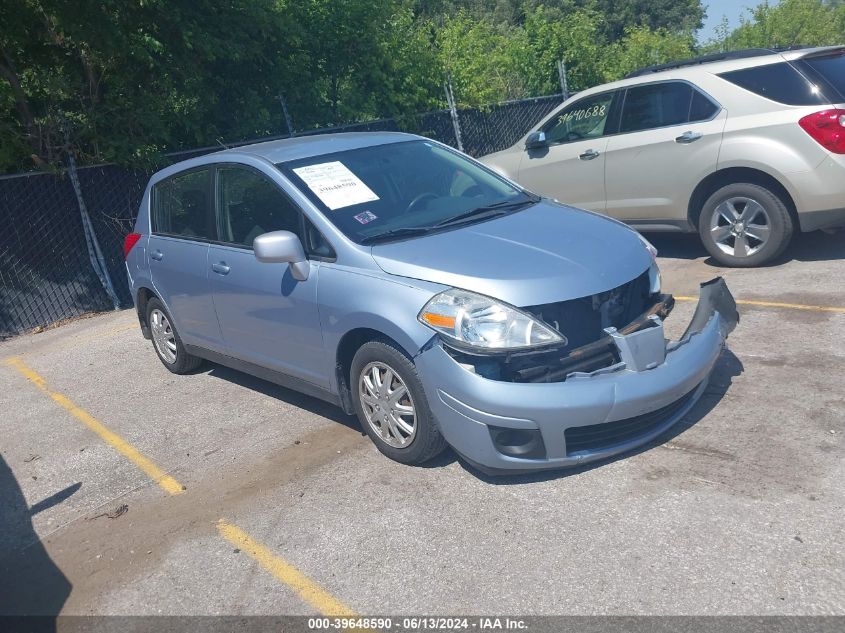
[
  {"x1": 124, "y1": 232, "x2": 142, "y2": 259},
  {"x1": 799, "y1": 109, "x2": 845, "y2": 154}
]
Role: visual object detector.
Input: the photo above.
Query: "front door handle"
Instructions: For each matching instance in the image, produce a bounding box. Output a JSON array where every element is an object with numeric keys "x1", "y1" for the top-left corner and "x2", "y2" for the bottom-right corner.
[
  {"x1": 675, "y1": 131, "x2": 703, "y2": 144},
  {"x1": 579, "y1": 149, "x2": 600, "y2": 160},
  {"x1": 150, "y1": 249, "x2": 164, "y2": 261},
  {"x1": 211, "y1": 262, "x2": 230, "y2": 275}
]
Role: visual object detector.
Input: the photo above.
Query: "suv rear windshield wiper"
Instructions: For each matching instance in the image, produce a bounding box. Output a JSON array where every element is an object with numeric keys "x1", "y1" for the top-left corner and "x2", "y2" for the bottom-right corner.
[{"x1": 432, "y1": 195, "x2": 540, "y2": 229}]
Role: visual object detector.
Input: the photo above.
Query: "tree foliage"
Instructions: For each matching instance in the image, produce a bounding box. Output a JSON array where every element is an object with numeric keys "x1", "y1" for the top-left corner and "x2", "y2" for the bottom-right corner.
[
  {"x1": 1, "y1": 0, "x2": 841, "y2": 173},
  {"x1": 707, "y1": 0, "x2": 845, "y2": 51}
]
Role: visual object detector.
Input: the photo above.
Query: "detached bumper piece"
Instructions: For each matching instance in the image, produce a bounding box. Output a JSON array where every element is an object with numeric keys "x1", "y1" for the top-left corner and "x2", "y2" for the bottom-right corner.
[{"x1": 683, "y1": 276, "x2": 739, "y2": 340}]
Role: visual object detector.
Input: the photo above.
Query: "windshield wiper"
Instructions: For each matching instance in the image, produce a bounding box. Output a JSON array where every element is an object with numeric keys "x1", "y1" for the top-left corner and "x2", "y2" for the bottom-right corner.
[
  {"x1": 432, "y1": 195, "x2": 540, "y2": 229},
  {"x1": 359, "y1": 195, "x2": 541, "y2": 245},
  {"x1": 359, "y1": 226, "x2": 437, "y2": 245}
]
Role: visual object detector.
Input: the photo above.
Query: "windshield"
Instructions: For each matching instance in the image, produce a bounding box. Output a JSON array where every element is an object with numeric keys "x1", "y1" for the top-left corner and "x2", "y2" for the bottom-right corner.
[{"x1": 278, "y1": 140, "x2": 533, "y2": 244}]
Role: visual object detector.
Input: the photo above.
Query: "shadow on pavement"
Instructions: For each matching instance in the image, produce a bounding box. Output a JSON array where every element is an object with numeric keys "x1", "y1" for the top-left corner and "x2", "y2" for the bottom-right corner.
[
  {"x1": 643, "y1": 230, "x2": 845, "y2": 266},
  {"x1": 0, "y1": 455, "x2": 73, "y2": 622},
  {"x1": 204, "y1": 364, "x2": 363, "y2": 432}
]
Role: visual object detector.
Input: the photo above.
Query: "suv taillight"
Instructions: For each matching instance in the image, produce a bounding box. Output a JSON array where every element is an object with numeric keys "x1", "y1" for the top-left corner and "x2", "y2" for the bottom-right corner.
[
  {"x1": 124, "y1": 232, "x2": 142, "y2": 259},
  {"x1": 798, "y1": 109, "x2": 845, "y2": 154}
]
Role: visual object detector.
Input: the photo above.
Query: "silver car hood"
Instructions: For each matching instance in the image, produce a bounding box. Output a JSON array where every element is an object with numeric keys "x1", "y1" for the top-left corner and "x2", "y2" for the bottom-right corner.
[{"x1": 370, "y1": 201, "x2": 652, "y2": 307}]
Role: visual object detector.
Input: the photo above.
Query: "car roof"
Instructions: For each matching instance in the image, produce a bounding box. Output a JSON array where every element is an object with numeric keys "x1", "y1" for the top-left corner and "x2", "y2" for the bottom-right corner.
[
  {"x1": 147, "y1": 131, "x2": 423, "y2": 188},
  {"x1": 573, "y1": 45, "x2": 845, "y2": 97},
  {"x1": 213, "y1": 131, "x2": 419, "y2": 164}
]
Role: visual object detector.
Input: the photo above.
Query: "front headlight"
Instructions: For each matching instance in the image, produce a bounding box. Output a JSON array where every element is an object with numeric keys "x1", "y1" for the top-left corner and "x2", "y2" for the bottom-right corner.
[{"x1": 418, "y1": 289, "x2": 565, "y2": 350}]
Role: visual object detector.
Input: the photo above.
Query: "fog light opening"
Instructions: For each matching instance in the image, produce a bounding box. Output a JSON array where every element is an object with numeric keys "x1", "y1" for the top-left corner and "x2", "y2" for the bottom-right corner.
[{"x1": 489, "y1": 426, "x2": 546, "y2": 459}]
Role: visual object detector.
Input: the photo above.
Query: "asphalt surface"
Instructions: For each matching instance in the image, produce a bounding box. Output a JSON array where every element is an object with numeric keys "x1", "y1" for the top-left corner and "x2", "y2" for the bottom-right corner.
[{"x1": 1, "y1": 230, "x2": 843, "y2": 616}]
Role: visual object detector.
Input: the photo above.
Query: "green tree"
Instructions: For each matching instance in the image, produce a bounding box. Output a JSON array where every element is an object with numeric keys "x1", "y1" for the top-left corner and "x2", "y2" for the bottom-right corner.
[
  {"x1": 514, "y1": 6, "x2": 606, "y2": 94},
  {"x1": 0, "y1": 0, "x2": 304, "y2": 170},
  {"x1": 602, "y1": 26, "x2": 697, "y2": 81},
  {"x1": 434, "y1": 11, "x2": 522, "y2": 105},
  {"x1": 592, "y1": 0, "x2": 704, "y2": 41},
  {"x1": 718, "y1": 0, "x2": 845, "y2": 50}
]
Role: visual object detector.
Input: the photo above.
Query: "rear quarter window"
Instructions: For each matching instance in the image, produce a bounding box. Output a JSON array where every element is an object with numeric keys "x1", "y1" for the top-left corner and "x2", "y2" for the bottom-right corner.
[
  {"x1": 798, "y1": 51, "x2": 845, "y2": 102},
  {"x1": 718, "y1": 62, "x2": 828, "y2": 106}
]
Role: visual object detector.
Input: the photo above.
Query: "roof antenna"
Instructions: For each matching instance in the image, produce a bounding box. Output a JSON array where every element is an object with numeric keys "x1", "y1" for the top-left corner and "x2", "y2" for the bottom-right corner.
[{"x1": 216, "y1": 137, "x2": 230, "y2": 150}]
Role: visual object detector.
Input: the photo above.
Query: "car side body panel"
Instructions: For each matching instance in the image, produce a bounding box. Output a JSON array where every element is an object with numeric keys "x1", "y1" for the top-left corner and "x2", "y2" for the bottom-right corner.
[
  {"x1": 208, "y1": 243, "x2": 328, "y2": 388},
  {"x1": 517, "y1": 137, "x2": 610, "y2": 212},
  {"x1": 604, "y1": 110, "x2": 727, "y2": 222}
]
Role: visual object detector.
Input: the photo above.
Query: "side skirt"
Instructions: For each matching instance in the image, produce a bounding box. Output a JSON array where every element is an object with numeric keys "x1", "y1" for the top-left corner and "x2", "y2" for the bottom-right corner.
[
  {"x1": 184, "y1": 344, "x2": 343, "y2": 409},
  {"x1": 626, "y1": 219, "x2": 695, "y2": 232}
]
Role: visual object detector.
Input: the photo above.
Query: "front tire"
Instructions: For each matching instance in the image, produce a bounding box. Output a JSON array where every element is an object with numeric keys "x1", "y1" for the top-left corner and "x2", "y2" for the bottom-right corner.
[
  {"x1": 146, "y1": 298, "x2": 202, "y2": 374},
  {"x1": 698, "y1": 182, "x2": 793, "y2": 267},
  {"x1": 350, "y1": 339, "x2": 447, "y2": 465}
]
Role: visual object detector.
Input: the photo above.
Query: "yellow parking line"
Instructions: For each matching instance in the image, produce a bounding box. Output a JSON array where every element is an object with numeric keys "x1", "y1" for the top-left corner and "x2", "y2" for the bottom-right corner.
[
  {"x1": 218, "y1": 521, "x2": 357, "y2": 616},
  {"x1": 5, "y1": 355, "x2": 356, "y2": 614},
  {"x1": 4, "y1": 356, "x2": 184, "y2": 495},
  {"x1": 674, "y1": 296, "x2": 845, "y2": 313}
]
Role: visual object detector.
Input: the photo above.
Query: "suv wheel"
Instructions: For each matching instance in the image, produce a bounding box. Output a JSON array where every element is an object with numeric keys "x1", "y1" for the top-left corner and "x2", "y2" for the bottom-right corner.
[
  {"x1": 146, "y1": 298, "x2": 202, "y2": 374},
  {"x1": 351, "y1": 339, "x2": 447, "y2": 465},
  {"x1": 698, "y1": 183, "x2": 793, "y2": 267}
]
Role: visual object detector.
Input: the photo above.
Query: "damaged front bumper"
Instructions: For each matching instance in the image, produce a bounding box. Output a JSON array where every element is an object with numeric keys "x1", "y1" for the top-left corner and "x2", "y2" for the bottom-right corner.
[{"x1": 414, "y1": 277, "x2": 739, "y2": 474}]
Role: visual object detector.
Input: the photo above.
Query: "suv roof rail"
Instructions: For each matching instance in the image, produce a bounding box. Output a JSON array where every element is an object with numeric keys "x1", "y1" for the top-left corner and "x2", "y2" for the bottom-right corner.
[{"x1": 624, "y1": 46, "x2": 816, "y2": 79}]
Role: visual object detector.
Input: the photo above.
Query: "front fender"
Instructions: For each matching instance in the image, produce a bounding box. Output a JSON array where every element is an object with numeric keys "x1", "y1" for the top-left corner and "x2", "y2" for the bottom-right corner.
[{"x1": 317, "y1": 265, "x2": 447, "y2": 392}]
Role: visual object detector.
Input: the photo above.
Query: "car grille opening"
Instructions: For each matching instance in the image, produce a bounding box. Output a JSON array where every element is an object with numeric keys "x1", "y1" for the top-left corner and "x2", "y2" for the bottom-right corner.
[
  {"x1": 523, "y1": 269, "x2": 653, "y2": 351},
  {"x1": 564, "y1": 385, "x2": 700, "y2": 455}
]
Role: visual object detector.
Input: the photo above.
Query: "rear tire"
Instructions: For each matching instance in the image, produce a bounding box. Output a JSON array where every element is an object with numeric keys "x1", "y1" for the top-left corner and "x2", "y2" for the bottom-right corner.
[
  {"x1": 351, "y1": 339, "x2": 447, "y2": 465},
  {"x1": 698, "y1": 182, "x2": 793, "y2": 267},
  {"x1": 146, "y1": 298, "x2": 202, "y2": 374}
]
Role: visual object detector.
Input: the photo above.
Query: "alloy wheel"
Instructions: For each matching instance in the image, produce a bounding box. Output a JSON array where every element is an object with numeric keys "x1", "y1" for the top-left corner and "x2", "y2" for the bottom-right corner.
[{"x1": 709, "y1": 196, "x2": 771, "y2": 258}]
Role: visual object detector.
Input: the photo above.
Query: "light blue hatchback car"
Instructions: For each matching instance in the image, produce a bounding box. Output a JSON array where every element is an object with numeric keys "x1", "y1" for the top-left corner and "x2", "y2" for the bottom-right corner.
[{"x1": 125, "y1": 132, "x2": 738, "y2": 474}]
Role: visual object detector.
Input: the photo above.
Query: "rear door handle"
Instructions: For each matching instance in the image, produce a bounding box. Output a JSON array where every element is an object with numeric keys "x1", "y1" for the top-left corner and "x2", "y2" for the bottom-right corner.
[
  {"x1": 675, "y1": 131, "x2": 703, "y2": 144},
  {"x1": 211, "y1": 262, "x2": 230, "y2": 275},
  {"x1": 579, "y1": 149, "x2": 600, "y2": 160},
  {"x1": 150, "y1": 249, "x2": 164, "y2": 261}
]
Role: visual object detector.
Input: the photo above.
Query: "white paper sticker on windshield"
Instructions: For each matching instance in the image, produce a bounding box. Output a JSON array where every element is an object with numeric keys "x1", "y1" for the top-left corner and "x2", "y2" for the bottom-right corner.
[{"x1": 293, "y1": 161, "x2": 379, "y2": 210}]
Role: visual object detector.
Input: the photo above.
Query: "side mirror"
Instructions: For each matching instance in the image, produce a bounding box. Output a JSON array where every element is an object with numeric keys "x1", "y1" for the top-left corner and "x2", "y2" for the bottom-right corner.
[
  {"x1": 525, "y1": 131, "x2": 547, "y2": 150},
  {"x1": 253, "y1": 230, "x2": 310, "y2": 281}
]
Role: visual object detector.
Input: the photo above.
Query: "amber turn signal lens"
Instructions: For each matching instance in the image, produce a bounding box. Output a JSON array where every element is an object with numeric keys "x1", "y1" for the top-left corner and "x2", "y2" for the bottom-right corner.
[{"x1": 420, "y1": 312, "x2": 456, "y2": 328}]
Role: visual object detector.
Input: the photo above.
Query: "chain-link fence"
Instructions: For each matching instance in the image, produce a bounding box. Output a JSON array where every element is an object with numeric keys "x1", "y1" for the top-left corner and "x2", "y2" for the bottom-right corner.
[{"x1": 0, "y1": 93, "x2": 564, "y2": 339}]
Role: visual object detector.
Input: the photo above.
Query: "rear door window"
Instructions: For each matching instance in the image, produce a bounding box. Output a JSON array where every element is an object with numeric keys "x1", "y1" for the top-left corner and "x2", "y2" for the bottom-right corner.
[
  {"x1": 620, "y1": 81, "x2": 714, "y2": 133},
  {"x1": 718, "y1": 62, "x2": 828, "y2": 105},
  {"x1": 798, "y1": 51, "x2": 845, "y2": 102},
  {"x1": 153, "y1": 169, "x2": 215, "y2": 240}
]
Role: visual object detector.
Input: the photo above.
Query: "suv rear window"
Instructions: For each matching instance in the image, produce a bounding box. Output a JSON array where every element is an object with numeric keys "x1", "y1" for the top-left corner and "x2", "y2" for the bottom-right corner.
[
  {"x1": 798, "y1": 51, "x2": 845, "y2": 101},
  {"x1": 718, "y1": 62, "x2": 828, "y2": 106}
]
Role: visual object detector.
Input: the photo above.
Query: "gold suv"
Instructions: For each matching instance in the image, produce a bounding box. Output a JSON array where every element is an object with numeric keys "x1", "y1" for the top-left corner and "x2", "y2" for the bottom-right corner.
[{"x1": 482, "y1": 46, "x2": 845, "y2": 267}]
